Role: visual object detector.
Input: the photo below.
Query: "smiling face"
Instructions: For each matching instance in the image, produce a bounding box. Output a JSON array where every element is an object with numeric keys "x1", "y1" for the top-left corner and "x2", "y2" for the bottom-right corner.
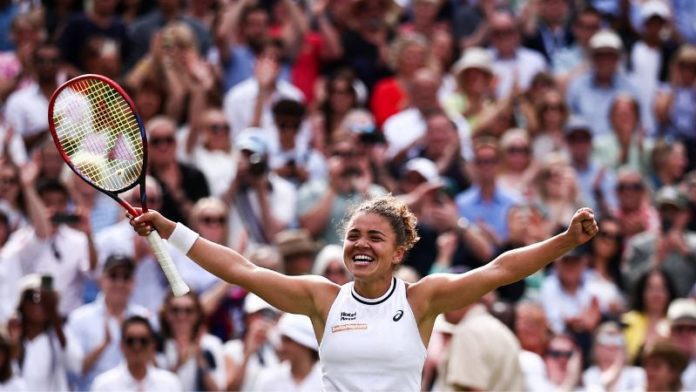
[{"x1": 343, "y1": 212, "x2": 405, "y2": 282}]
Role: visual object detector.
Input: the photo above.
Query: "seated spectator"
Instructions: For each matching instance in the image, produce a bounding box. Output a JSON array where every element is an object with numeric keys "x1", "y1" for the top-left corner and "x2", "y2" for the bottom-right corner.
[
  {"x1": 623, "y1": 186, "x2": 696, "y2": 297},
  {"x1": 666, "y1": 298, "x2": 696, "y2": 390},
  {"x1": 531, "y1": 89, "x2": 569, "y2": 162},
  {"x1": 65, "y1": 255, "x2": 152, "y2": 391},
  {"x1": 497, "y1": 128, "x2": 537, "y2": 198},
  {"x1": 254, "y1": 313, "x2": 321, "y2": 391},
  {"x1": 157, "y1": 292, "x2": 226, "y2": 391},
  {"x1": 223, "y1": 294, "x2": 281, "y2": 391},
  {"x1": 582, "y1": 321, "x2": 646, "y2": 391},
  {"x1": 613, "y1": 167, "x2": 659, "y2": 239},
  {"x1": 642, "y1": 339, "x2": 689, "y2": 392},
  {"x1": 587, "y1": 217, "x2": 625, "y2": 313},
  {"x1": 543, "y1": 333, "x2": 582, "y2": 391},
  {"x1": 0, "y1": 159, "x2": 28, "y2": 231},
  {"x1": 529, "y1": 154, "x2": 582, "y2": 234},
  {"x1": 311, "y1": 244, "x2": 351, "y2": 285},
  {"x1": 551, "y1": 6, "x2": 601, "y2": 83},
  {"x1": 91, "y1": 316, "x2": 182, "y2": 391},
  {"x1": 649, "y1": 139, "x2": 688, "y2": 189},
  {"x1": 515, "y1": 300, "x2": 551, "y2": 357},
  {"x1": 622, "y1": 268, "x2": 676, "y2": 365},
  {"x1": 8, "y1": 274, "x2": 82, "y2": 391},
  {"x1": 274, "y1": 229, "x2": 319, "y2": 276}
]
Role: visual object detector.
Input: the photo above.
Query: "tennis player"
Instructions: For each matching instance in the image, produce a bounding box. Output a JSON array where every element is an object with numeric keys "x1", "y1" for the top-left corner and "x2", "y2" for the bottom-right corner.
[{"x1": 130, "y1": 195, "x2": 598, "y2": 391}]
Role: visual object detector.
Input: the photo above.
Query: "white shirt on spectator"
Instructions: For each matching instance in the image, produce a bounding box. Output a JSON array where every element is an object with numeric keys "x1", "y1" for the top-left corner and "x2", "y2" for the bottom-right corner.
[
  {"x1": 540, "y1": 271, "x2": 600, "y2": 334},
  {"x1": 0, "y1": 254, "x2": 21, "y2": 324},
  {"x1": 488, "y1": 48, "x2": 548, "y2": 99},
  {"x1": 383, "y1": 108, "x2": 472, "y2": 161},
  {"x1": 90, "y1": 364, "x2": 182, "y2": 392},
  {"x1": 0, "y1": 374, "x2": 27, "y2": 391},
  {"x1": 20, "y1": 329, "x2": 83, "y2": 392},
  {"x1": 65, "y1": 295, "x2": 153, "y2": 391},
  {"x1": 518, "y1": 350, "x2": 553, "y2": 392},
  {"x1": 223, "y1": 78, "x2": 307, "y2": 157},
  {"x1": 254, "y1": 361, "x2": 322, "y2": 392},
  {"x1": 223, "y1": 340, "x2": 280, "y2": 392},
  {"x1": 180, "y1": 143, "x2": 238, "y2": 198},
  {"x1": 95, "y1": 220, "x2": 218, "y2": 311},
  {"x1": 1, "y1": 225, "x2": 90, "y2": 316},
  {"x1": 157, "y1": 334, "x2": 226, "y2": 391},
  {"x1": 582, "y1": 364, "x2": 645, "y2": 392},
  {"x1": 3, "y1": 83, "x2": 49, "y2": 139},
  {"x1": 0, "y1": 123, "x2": 27, "y2": 165},
  {"x1": 629, "y1": 41, "x2": 661, "y2": 125}
]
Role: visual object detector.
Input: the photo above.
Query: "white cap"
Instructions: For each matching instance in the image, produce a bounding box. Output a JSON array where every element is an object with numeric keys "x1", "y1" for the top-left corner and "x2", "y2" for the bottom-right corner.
[
  {"x1": 404, "y1": 157, "x2": 440, "y2": 184},
  {"x1": 276, "y1": 313, "x2": 318, "y2": 350},
  {"x1": 589, "y1": 29, "x2": 623, "y2": 52},
  {"x1": 243, "y1": 293, "x2": 277, "y2": 314},
  {"x1": 235, "y1": 129, "x2": 268, "y2": 155},
  {"x1": 641, "y1": 0, "x2": 671, "y2": 22},
  {"x1": 668, "y1": 298, "x2": 696, "y2": 325},
  {"x1": 452, "y1": 47, "x2": 493, "y2": 75}
]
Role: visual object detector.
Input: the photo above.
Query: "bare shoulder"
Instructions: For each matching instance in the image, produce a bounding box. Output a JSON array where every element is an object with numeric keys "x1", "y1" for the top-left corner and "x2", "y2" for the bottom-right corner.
[
  {"x1": 304, "y1": 275, "x2": 342, "y2": 318},
  {"x1": 405, "y1": 274, "x2": 452, "y2": 321}
]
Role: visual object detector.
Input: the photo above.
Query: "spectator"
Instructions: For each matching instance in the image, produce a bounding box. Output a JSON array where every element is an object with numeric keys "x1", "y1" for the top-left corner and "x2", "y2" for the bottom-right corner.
[
  {"x1": 146, "y1": 116, "x2": 210, "y2": 226},
  {"x1": 223, "y1": 293, "x2": 281, "y2": 391},
  {"x1": 157, "y1": 292, "x2": 226, "y2": 391},
  {"x1": 0, "y1": 0, "x2": 19, "y2": 52},
  {"x1": 309, "y1": 69, "x2": 360, "y2": 156},
  {"x1": 222, "y1": 131, "x2": 296, "y2": 248},
  {"x1": 65, "y1": 254, "x2": 151, "y2": 391},
  {"x1": 91, "y1": 316, "x2": 182, "y2": 391},
  {"x1": 623, "y1": 186, "x2": 696, "y2": 297},
  {"x1": 649, "y1": 139, "x2": 688, "y2": 189},
  {"x1": 551, "y1": 6, "x2": 602, "y2": 82},
  {"x1": 125, "y1": 0, "x2": 211, "y2": 70},
  {"x1": 274, "y1": 229, "x2": 319, "y2": 276},
  {"x1": 223, "y1": 38, "x2": 305, "y2": 153},
  {"x1": 587, "y1": 217, "x2": 625, "y2": 312},
  {"x1": 642, "y1": 339, "x2": 688, "y2": 392},
  {"x1": 0, "y1": 10, "x2": 46, "y2": 104},
  {"x1": 543, "y1": 333, "x2": 583, "y2": 391},
  {"x1": 451, "y1": 0, "x2": 495, "y2": 50},
  {"x1": 270, "y1": 99, "x2": 327, "y2": 187},
  {"x1": 497, "y1": 128, "x2": 537, "y2": 198},
  {"x1": 370, "y1": 33, "x2": 429, "y2": 127},
  {"x1": 654, "y1": 44, "x2": 696, "y2": 171},
  {"x1": 514, "y1": 300, "x2": 550, "y2": 357},
  {"x1": 297, "y1": 134, "x2": 387, "y2": 245},
  {"x1": 522, "y1": 0, "x2": 574, "y2": 64},
  {"x1": 434, "y1": 301, "x2": 525, "y2": 390},
  {"x1": 593, "y1": 93, "x2": 651, "y2": 173},
  {"x1": 565, "y1": 29, "x2": 647, "y2": 137},
  {"x1": 582, "y1": 321, "x2": 646, "y2": 391},
  {"x1": 487, "y1": 11, "x2": 548, "y2": 99},
  {"x1": 182, "y1": 108, "x2": 236, "y2": 198},
  {"x1": 666, "y1": 298, "x2": 696, "y2": 390},
  {"x1": 311, "y1": 244, "x2": 351, "y2": 285},
  {"x1": 0, "y1": 329, "x2": 26, "y2": 390},
  {"x1": 0, "y1": 159, "x2": 27, "y2": 231},
  {"x1": 621, "y1": 268, "x2": 676, "y2": 364},
  {"x1": 531, "y1": 89, "x2": 569, "y2": 161},
  {"x1": 7, "y1": 274, "x2": 82, "y2": 391},
  {"x1": 254, "y1": 313, "x2": 321, "y2": 391},
  {"x1": 57, "y1": 0, "x2": 128, "y2": 73},
  {"x1": 4, "y1": 43, "x2": 62, "y2": 153},
  {"x1": 613, "y1": 167, "x2": 660, "y2": 239},
  {"x1": 564, "y1": 116, "x2": 618, "y2": 218},
  {"x1": 529, "y1": 154, "x2": 582, "y2": 234},
  {"x1": 455, "y1": 136, "x2": 520, "y2": 245}
]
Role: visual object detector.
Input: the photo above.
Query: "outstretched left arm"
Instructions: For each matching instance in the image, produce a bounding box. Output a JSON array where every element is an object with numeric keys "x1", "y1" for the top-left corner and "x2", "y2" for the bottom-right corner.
[{"x1": 412, "y1": 208, "x2": 598, "y2": 317}]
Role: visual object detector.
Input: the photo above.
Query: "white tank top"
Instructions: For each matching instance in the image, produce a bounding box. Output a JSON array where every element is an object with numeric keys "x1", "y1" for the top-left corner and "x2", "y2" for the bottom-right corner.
[{"x1": 319, "y1": 277, "x2": 427, "y2": 391}]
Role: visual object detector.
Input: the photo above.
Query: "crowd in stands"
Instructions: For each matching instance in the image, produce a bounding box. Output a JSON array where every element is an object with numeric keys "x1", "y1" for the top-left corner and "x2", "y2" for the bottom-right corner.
[{"x1": 1, "y1": 0, "x2": 696, "y2": 390}]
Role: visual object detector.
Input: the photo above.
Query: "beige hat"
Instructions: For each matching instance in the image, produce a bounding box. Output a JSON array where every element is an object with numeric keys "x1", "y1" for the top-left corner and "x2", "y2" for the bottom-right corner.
[
  {"x1": 274, "y1": 229, "x2": 320, "y2": 257},
  {"x1": 452, "y1": 47, "x2": 493, "y2": 75},
  {"x1": 676, "y1": 45, "x2": 696, "y2": 65},
  {"x1": 589, "y1": 29, "x2": 623, "y2": 52}
]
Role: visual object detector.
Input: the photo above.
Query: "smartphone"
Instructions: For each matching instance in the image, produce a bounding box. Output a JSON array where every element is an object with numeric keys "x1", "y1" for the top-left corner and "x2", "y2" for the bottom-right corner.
[
  {"x1": 41, "y1": 275, "x2": 53, "y2": 291},
  {"x1": 51, "y1": 212, "x2": 81, "y2": 225}
]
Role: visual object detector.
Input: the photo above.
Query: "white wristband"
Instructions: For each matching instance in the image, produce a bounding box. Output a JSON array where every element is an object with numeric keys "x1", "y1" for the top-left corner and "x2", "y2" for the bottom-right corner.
[{"x1": 168, "y1": 223, "x2": 199, "y2": 255}]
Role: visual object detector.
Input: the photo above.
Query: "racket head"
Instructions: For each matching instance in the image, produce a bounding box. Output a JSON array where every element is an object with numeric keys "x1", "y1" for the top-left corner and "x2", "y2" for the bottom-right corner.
[{"x1": 48, "y1": 74, "x2": 149, "y2": 204}]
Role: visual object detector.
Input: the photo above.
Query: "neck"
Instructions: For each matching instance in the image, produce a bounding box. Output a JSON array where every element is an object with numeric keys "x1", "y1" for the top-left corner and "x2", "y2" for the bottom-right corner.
[
  {"x1": 152, "y1": 160, "x2": 175, "y2": 171},
  {"x1": 479, "y1": 183, "x2": 495, "y2": 199},
  {"x1": 39, "y1": 80, "x2": 57, "y2": 96},
  {"x1": 353, "y1": 275, "x2": 393, "y2": 299},
  {"x1": 573, "y1": 158, "x2": 589, "y2": 171},
  {"x1": 23, "y1": 323, "x2": 45, "y2": 340},
  {"x1": 128, "y1": 362, "x2": 147, "y2": 381},
  {"x1": 595, "y1": 74, "x2": 613, "y2": 87},
  {"x1": 105, "y1": 299, "x2": 126, "y2": 317}
]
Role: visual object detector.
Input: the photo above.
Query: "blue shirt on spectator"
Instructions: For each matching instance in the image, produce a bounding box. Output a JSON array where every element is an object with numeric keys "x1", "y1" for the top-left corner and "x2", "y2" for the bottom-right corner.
[
  {"x1": 671, "y1": 0, "x2": 696, "y2": 44},
  {"x1": 222, "y1": 45, "x2": 291, "y2": 93},
  {"x1": 0, "y1": 3, "x2": 18, "y2": 51},
  {"x1": 566, "y1": 72, "x2": 647, "y2": 136},
  {"x1": 455, "y1": 186, "x2": 520, "y2": 243}
]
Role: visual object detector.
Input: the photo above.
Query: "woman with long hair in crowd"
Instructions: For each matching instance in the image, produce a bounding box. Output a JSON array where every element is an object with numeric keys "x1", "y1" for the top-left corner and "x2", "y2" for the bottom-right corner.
[
  {"x1": 311, "y1": 69, "x2": 360, "y2": 156},
  {"x1": 586, "y1": 216, "x2": 625, "y2": 317},
  {"x1": 531, "y1": 89, "x2": 569, "y2": 162},
  {"x1": 157, "y1": 291, "x2": 226, "y2": 391},
  {"x1": 497, "y1": 128, "x2": 537, "y2": 198}
]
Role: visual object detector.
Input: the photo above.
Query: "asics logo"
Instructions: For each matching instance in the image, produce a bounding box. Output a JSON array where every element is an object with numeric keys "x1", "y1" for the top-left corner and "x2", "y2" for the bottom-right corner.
[{"x1": 393, "y1": 310, "x2": 404, "y2": 322}]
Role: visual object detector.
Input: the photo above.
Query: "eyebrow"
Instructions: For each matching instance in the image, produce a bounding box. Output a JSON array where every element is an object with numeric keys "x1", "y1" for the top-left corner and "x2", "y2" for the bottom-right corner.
[{"x1": 347, "y1": 228, "x2": 386, "y2": 237}]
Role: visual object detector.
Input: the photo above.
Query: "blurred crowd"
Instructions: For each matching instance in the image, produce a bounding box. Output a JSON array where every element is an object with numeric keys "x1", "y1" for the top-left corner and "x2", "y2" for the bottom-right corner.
[{"x1": 1, "y1": 0, "x2": 696, "y2": 390}]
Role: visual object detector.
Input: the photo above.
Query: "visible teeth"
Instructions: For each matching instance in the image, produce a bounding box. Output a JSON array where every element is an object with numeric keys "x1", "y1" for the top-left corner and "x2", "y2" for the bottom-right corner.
[{"x1": 353, "y1": 255, "x2": 373, "y2": 262}]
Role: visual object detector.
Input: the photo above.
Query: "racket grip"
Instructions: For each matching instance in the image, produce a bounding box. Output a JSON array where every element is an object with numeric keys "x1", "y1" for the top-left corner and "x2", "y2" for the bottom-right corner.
[{"x1": 147, "y1": 230, "x2": 190, "y2": 297}]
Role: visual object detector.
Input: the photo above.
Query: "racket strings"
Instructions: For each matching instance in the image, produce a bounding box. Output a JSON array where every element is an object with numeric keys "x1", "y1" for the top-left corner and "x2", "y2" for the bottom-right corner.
[{"x1": 52, "y1": 79, "x2": 144, "y2": 192}]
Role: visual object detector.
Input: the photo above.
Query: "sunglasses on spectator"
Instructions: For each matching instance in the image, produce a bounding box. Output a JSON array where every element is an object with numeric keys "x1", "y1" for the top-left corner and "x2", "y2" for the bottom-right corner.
[
  {"x1": 0, "y1": 176, "x2": 19, "y2": 186},
  {"x1": 207, "y1": 124, "x2": 230, "y2": 134},
  {"x1": 332, "y1": 150, "x2": 359, "y2": 158},
  {"x1": 150, "y1": 135, "x2": 175, "y2": 147},
  {"x1": 277, "y1": 121, "x2": 301, "y2": 131},
  {"x1": 474, "y1": 157, "x2": 499, "y2": 166},
  {"x1": 169, "y1": 305, "x2": 196, "y2": 317},
  {"x1": 547, "y1": 349, "x2": 573, "y2": 359},
  {"x1": 672, "y1": 324, "x2": 696, "y2": 334},
  {"x1": 22, "y1": 290, "x2": 42, "y2": 304},
  {"x1": 597, "y1": 231, "x2": 620, "y2": 241},
  {"x1": 542, "y1": 104, "x2": 564, "y2": 112},
  {"x1": 617, "y1": 182, "x2": 644, "y2": 192},
  {"x1": 199, "y1": 216, "x2": 226, "y2": 226},
  {"x1": 123, "y1": 335, "x2": 152, "y2": 348},
  {"x1": 36, "y1": 56, "x2": 60, "y2": 65},
  {"x1": 506, "y1": 146, "x2": 530, "y2": 155}
]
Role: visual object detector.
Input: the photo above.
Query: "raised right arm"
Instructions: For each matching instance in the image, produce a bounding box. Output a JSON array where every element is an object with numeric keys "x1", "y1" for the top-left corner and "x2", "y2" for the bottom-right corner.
[{"x1": 132, "y1": 210, "x2": 338, "y2": 318}]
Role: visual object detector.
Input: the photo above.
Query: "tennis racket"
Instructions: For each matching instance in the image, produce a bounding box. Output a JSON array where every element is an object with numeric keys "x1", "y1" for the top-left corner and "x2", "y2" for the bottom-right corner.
[{"x1": 47, "y1": 74, "x2": 190, "y2": 296}]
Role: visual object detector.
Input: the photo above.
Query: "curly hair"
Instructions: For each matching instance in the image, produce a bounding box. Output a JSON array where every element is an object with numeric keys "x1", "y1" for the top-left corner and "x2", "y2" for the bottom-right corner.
[{"x1": 344, "y1": 195, "x2": 420, "y2": 251}]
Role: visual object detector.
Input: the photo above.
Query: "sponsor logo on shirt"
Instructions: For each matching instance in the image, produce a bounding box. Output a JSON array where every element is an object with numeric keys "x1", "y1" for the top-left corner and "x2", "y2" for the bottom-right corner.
[
  {"x1": 393, "y1": 310, "x2": 404, "y2": 322},
  {"x1": 340, "y1": 311, "x2": 357, "y2": 321},
  {"x1": 332, "y1": 323, "x2": 368, "y2": 333}
]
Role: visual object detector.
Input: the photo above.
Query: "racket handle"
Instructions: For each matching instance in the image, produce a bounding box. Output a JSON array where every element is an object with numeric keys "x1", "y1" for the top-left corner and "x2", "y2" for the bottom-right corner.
[{"x1": 147, "y1": 230, "x2": 190, "y2": 297}]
